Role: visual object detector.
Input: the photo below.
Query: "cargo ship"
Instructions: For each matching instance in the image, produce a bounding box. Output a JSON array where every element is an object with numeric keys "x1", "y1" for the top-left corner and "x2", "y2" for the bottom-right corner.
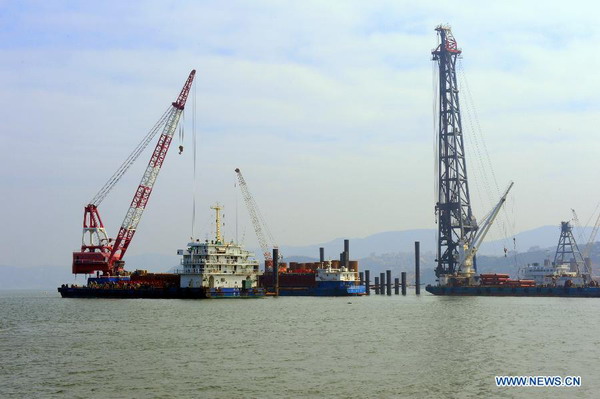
[
  {"x1": 59, "y1": 204, "x2": 265, "y2": 299},
  {"x1": 259, "y1": 259, "x2": 366, "y2": 296}
]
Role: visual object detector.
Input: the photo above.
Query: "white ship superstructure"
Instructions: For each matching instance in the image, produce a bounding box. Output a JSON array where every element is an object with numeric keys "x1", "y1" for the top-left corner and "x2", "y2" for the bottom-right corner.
[
  {"x1": 521, "y1": 262, "x2": 584, "y2": 286},
  {"x1": 176, "y1": 204, "x2": 261, "y2": 292},
  {"x1": 315, "y1": 262, "x2": 358, "y2": 282}
]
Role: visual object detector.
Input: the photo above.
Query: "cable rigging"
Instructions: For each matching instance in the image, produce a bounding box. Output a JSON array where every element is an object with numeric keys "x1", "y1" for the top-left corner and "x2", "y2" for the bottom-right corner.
[{"x1": 457, "y1": 58, "x2": 517, "y2": 260}]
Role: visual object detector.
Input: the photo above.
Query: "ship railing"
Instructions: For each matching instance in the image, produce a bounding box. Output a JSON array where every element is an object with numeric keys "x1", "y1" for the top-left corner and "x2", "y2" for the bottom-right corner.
[
  {"x1": 180, "y1": 259, "x2": 208, "y2": 265},
  {"x1": 173, "y1": 267, "x2": 205, "y2": 274},
  {"x1": 199, "y1": 261, "x2": 258, "y2": 268},
  {"x1": 175, "y1": 267, "x2": 232, "y2": 274}
]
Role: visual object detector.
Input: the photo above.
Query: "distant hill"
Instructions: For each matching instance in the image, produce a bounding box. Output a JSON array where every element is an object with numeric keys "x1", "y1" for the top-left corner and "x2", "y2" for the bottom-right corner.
[
  {"x1": 351, "y1": 242, "x2": 600, "y2": 286},
  {"x1": 278, "y1": 229, "x2": 436, "y2": 260},
  {"x1": 276, "y1": 225, "x2": 594, "y2": 260},
  {"x1": 124, "y1": 253, "x2": 180, "y2": 271},
  {"x1": 0, "y1": 264, "x2": 76, "y2": 290},
  {"x1": 0, "y1": 253, "x2": 180, "y2": 290}
]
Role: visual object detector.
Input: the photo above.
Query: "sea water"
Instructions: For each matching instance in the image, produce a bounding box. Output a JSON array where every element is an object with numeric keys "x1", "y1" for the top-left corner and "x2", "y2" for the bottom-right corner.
[{"x1": 1, "y1": 290, "x2": 599, "y2": 398}]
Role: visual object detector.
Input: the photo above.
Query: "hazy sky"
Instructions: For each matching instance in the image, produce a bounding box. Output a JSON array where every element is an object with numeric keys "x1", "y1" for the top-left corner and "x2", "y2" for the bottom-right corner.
[{"x1": 2, "y1": 1, "x2": 600, "y2": 267}]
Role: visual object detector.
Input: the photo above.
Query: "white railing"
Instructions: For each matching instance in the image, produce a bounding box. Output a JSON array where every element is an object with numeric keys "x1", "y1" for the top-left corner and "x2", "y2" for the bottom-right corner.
[{"x1": 174, "y1": 268, "x2": 205, "y2": 274}]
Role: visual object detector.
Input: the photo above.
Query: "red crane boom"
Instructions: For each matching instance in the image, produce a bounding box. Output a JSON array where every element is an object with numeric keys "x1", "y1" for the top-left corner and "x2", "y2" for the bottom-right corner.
[{"x1": 72, "y1": 70, "x2": 196, "y2": 275}]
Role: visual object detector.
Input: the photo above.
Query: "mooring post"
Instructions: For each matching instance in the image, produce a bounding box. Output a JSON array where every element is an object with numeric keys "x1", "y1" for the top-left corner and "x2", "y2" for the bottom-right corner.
[
  {"x1": 415, "y1": 241, "x2": 420, "y2": 295},
  {"x1": 374, "y1": 277, "x2": 380, "y2": 295},
  {"x1": 379, "y1": 272, "x2": 385, "y2": 295},
  {"x1": 359, "y1": 271, "x2": 364, "y2": 286},
  {"x1": 394, "y1": 277, "x2": 400, "y2": 295},
  {"x1": 401, "y1": 272, "x2": 407, "y2": 296},
  {"x1": 273, "y1": 248, "x2": 279, "y2": 296},
  {"x1": 386, "y1": 270, "x2": 392, "y2": 296},
  {"x1": 344, "y1": 239, "x2": 350, "y2": 268},
  {"x1": 365, "y1": 270, "x2": 371, "y2": 295}
]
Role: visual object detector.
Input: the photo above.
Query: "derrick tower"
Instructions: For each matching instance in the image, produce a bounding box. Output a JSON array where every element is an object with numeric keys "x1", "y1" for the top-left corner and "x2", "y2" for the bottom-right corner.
[
  {"x1": 432, "y1": 25, "x2": 477, "y2": 277},
  {"x1": 554, "y1": 221, "x2": 585, "y2": 273}
]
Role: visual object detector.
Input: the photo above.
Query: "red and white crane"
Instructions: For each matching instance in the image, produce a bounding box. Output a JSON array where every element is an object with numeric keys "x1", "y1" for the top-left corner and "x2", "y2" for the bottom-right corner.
[
  {"x1": 72, "y1": 70, "x2": 196, "y2": 275},
  {"x1": 234, "y1": 168, "x2": 278, "y2": 269}
]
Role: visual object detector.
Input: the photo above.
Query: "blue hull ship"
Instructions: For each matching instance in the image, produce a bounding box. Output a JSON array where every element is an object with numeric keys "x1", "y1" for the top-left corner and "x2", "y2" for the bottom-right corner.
[{"x1": 263, "y1": 262, "x2": 367, "y2": 297}]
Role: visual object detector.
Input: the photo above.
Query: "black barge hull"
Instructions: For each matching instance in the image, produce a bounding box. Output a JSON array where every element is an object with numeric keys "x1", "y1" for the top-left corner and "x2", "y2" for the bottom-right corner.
[
  {"x1": 426, "y1": 285, "x2": 600, "y2": 297},
  {"x1": 58, "y1": 286, "x2": 264, "y2": 299}
]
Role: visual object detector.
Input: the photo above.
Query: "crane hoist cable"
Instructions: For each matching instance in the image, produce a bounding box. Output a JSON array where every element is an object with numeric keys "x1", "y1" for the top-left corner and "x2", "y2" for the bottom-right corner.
[{"x1": 458, "y1": 59, "x2": 516, "y2": 257}]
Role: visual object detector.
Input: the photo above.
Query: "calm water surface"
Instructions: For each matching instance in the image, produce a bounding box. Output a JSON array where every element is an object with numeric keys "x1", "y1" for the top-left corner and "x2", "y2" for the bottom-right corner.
[{"x1": 1, "y1": 290, "x2": 599, "y2": 398}]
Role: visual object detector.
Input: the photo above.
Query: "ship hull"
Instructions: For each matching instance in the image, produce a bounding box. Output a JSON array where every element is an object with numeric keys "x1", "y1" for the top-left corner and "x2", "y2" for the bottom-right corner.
[
  {"x1": 58, "y1": 286, "x2": 264, "y2": 299},
  {"x1": 277, "y1": 282, "x2": 366, "y2": 297},
  {"x1": 426, "y1": 285, "x2": 600, "y2": 297}
]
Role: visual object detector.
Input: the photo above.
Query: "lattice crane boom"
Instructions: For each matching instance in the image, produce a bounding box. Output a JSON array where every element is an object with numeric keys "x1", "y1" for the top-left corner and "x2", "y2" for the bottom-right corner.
[
  {"x1": 584, "y1": 210, "x2": 600, "y2": 260},
  {"x1": 433, "y1": 25, "x2": 478, "y2": 278},
  {"x1": 571, "y1": 208, "x2": 584, "y2": 248},
  {"x1": 235, "y1": 168, "x2": 277, "y2": 265},
  {"x1": 72, "y1": 70, "x2": 196, "y2": 275},
  {"x1": 457, "y1": 182, "x2": 513, "y2": 278},
  {"x1": 572, "y1": 207, "x2": 598, "y2": 278}
]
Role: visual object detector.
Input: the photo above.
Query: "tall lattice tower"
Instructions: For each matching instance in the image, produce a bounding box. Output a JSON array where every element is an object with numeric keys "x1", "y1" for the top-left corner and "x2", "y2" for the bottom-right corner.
[
  {"x1": 432, "y1": 25, "x2": 478, "y2": 277},
  {"x1": 553, "y1": 221, "x2": 585, "y2": 273}
]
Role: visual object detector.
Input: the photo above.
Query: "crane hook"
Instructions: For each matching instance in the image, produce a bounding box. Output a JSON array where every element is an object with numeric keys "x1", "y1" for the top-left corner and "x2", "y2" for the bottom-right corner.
[{"x1": 178, "y1": 145, "x2": 184, "y2": 154}]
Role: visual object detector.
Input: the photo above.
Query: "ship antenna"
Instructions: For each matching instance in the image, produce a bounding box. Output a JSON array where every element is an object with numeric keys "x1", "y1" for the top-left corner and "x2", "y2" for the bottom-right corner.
[{"x1": 235, "y1": 176, "x2": 239, "y2": 243}]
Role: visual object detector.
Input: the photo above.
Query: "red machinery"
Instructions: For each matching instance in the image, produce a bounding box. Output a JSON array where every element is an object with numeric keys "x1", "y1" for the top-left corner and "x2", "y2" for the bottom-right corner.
[{"x1": 72, "y1": 70, "x2": 196, "y2": 275}]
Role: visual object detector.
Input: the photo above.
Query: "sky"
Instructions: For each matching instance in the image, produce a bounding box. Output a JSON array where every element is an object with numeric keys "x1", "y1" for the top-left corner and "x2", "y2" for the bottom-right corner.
[{"x1": 1, "y1": 0, "x2": 600, "y2": 267}]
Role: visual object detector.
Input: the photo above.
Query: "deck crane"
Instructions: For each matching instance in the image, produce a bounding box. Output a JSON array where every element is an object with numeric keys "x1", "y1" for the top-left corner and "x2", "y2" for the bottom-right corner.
[
  {"x1": 571, "y1": 209, "x2": 585, "y2": 244},
  {"x1": 234, "y1": 168, "x2": 278, "y2": 270},
  {"x1": 571, "y1": 207, "x2": 599, "y2": 278},
  {"x1": 582, "y1": 207, "x2": 600, "y2": 277},
  {"x1": 444, "y1": 181, "x2": 514, "y2": 286},
  {"x1": 72, "y1": 70, "x2": 196, "y2": 275}
]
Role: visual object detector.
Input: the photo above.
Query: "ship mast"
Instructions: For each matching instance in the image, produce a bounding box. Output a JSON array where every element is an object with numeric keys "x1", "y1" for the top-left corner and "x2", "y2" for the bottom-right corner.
[
  {"x1": 211, "y1": 203, "x2": 224, "y2": 243},
  {"x1": 432, "y1": 25, "x2": 477, "y2": 278}
]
